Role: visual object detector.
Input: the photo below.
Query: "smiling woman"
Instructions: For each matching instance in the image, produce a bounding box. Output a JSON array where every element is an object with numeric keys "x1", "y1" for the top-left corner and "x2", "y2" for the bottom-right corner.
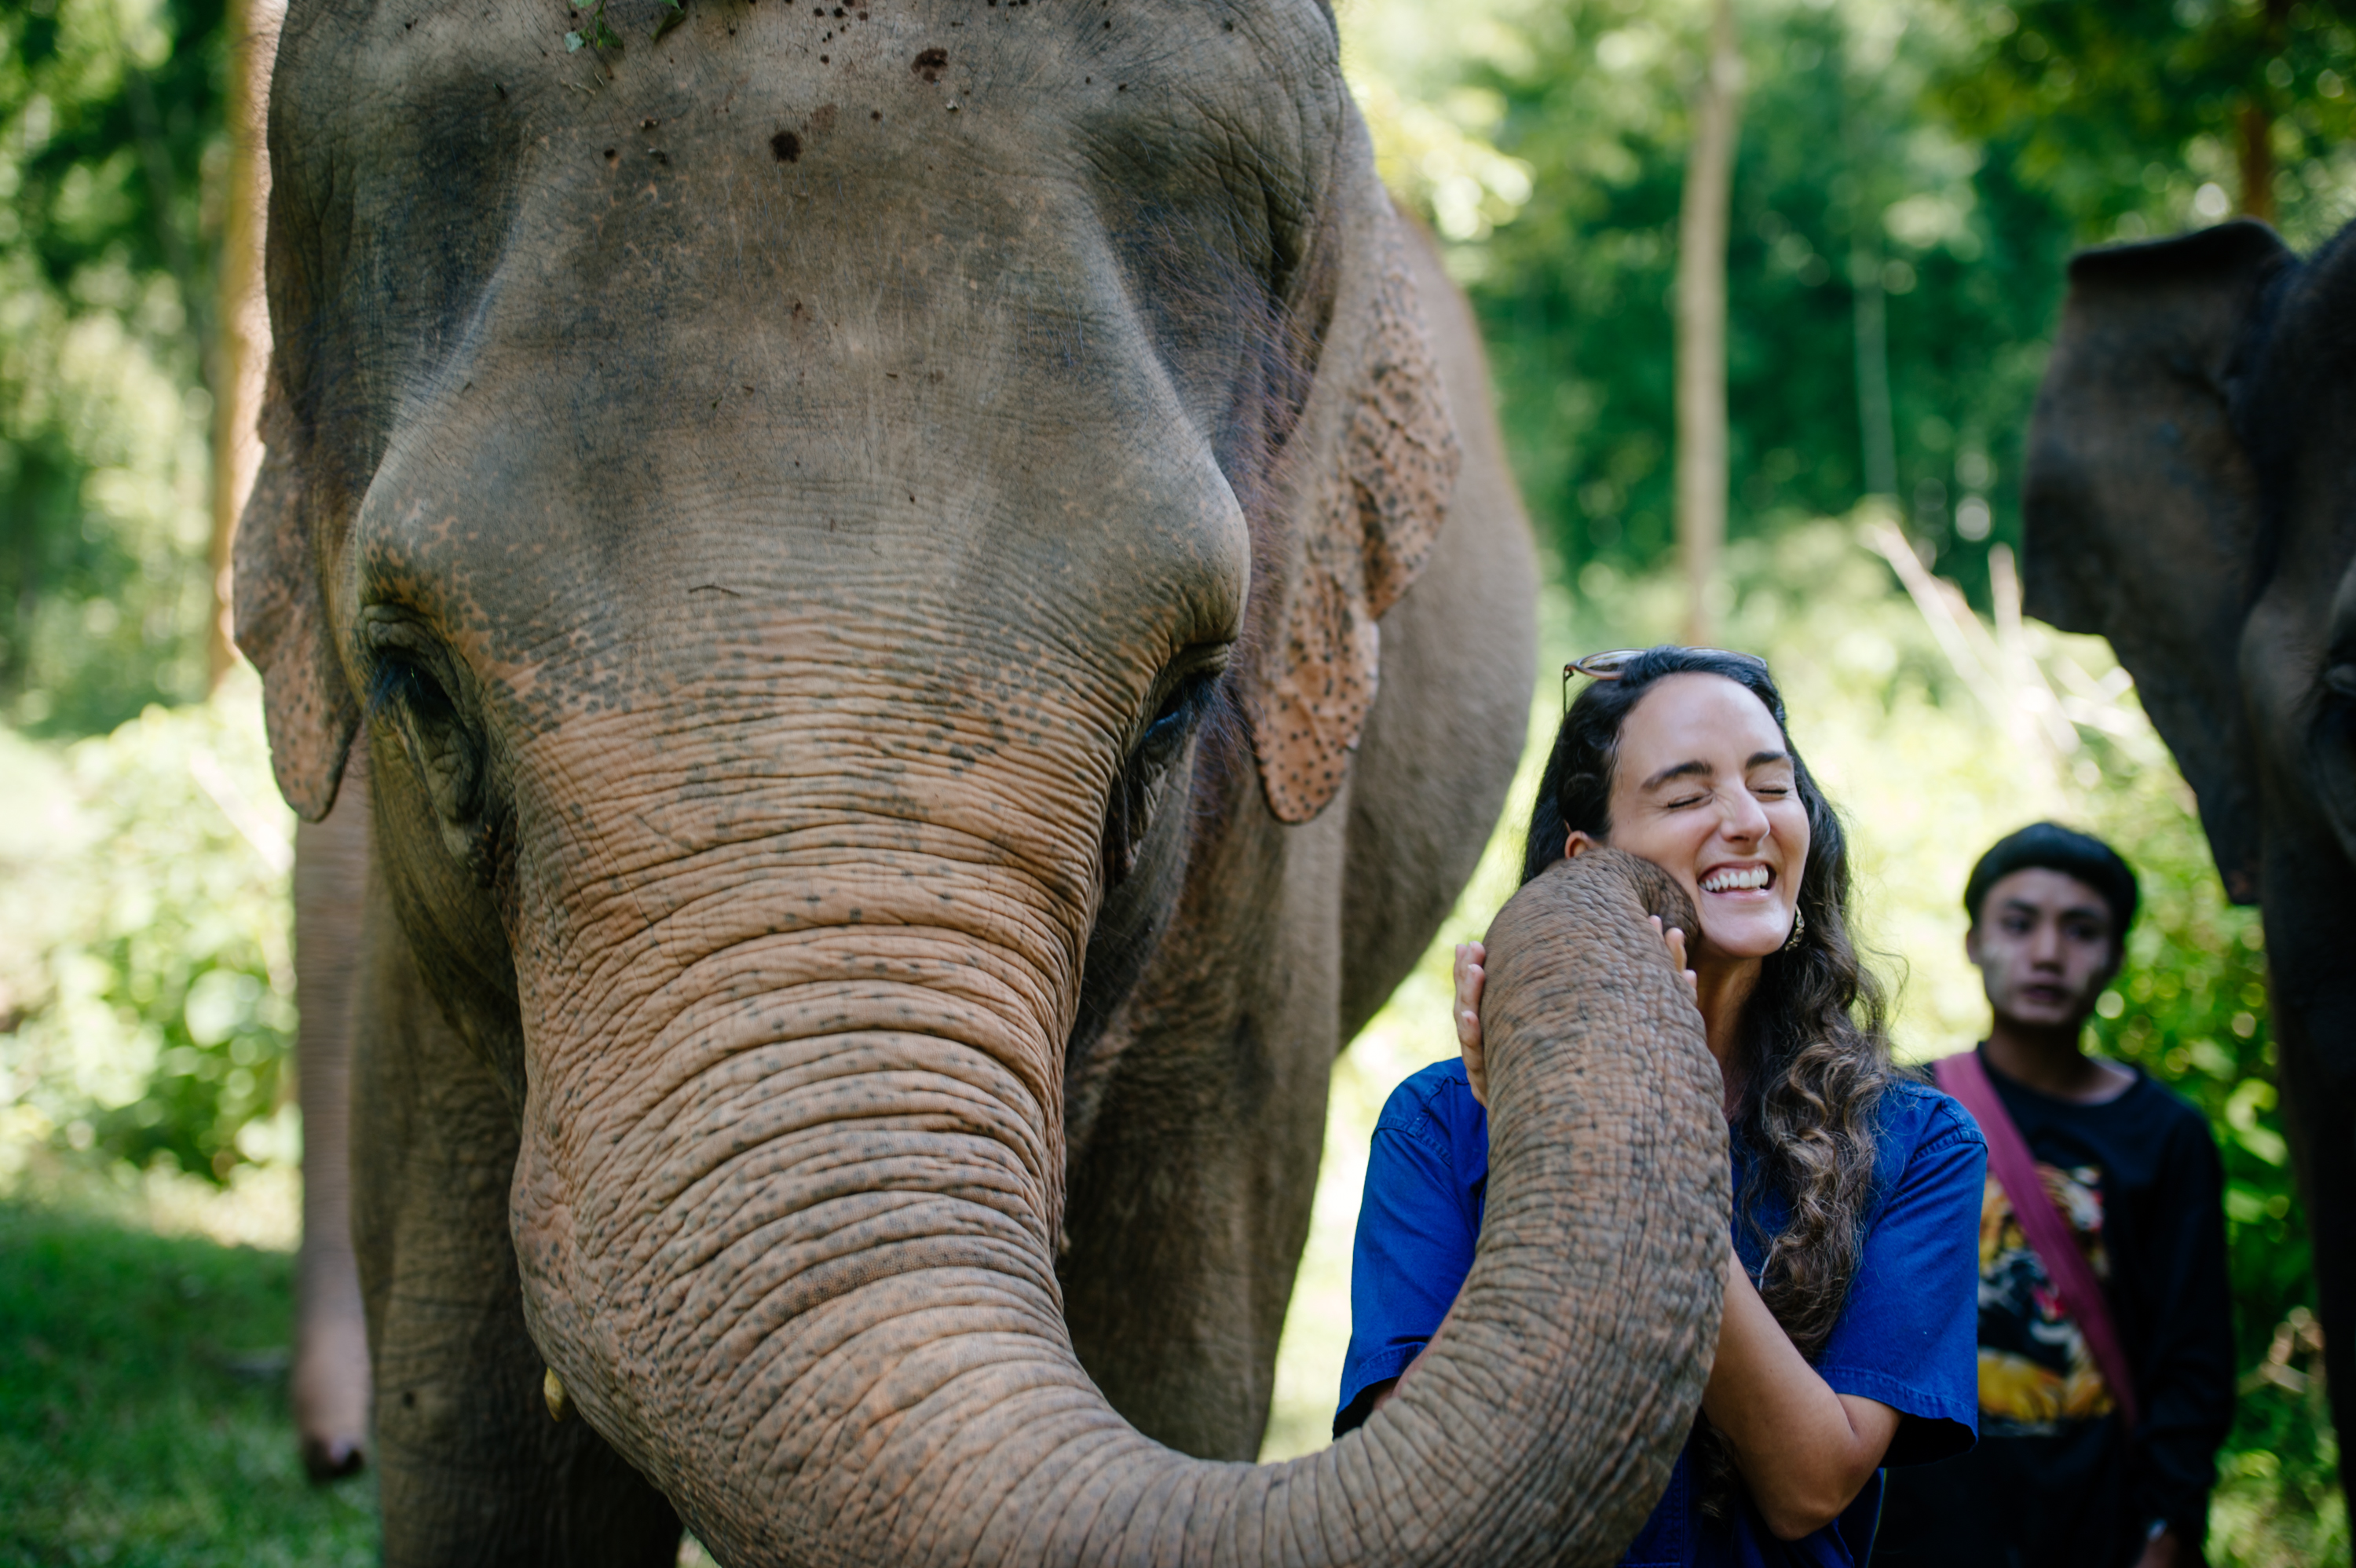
[{"x1": 1339, "y1": 645, "x2": 1993, "y2": 1566}]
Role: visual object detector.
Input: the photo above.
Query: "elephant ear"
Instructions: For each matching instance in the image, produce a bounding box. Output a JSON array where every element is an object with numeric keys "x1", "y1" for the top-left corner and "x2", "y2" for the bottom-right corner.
[
  {"x1": 234, "y1": 364, "x2": 359, "y2": 822},
  {"x1": 2022, "y1": 220, "x2": 2292, "y2": 905},
  {"x1": 1252, "y1": 204, "x2": 1461, "y2": 824}
]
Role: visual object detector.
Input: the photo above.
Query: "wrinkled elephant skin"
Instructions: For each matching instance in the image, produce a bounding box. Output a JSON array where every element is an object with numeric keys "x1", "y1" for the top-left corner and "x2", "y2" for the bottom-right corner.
[
  {"x1": 2025, "y1": 217, "x2": 2356, "y2": 1500},
  {"x1": 233, "y1": 2, "x2": 1732, "y2": 1561}
]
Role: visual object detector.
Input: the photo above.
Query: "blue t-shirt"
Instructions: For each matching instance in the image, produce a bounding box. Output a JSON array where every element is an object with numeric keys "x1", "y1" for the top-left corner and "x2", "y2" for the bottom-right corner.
[{"x1": 1336, "y1": 1058, "x2": 1987, "y2": 1567}]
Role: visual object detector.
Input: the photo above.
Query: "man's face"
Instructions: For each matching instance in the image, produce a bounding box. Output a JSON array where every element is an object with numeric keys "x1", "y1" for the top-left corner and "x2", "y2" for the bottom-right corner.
[{"x1": 1966, "y1": 867, "x2": 2120, "y2": 1033}]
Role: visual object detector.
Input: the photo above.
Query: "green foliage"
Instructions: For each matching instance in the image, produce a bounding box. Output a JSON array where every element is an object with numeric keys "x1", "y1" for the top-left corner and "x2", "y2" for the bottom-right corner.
[
  {"x1": 0, "y1": 0, "x2": 226, "y2": 736},
  {"x1": 0, "y1": 1193, "x2": 379, "y2": 1564},
  {"x1": 1352, "y1": 0, "x2": 2356, "y2": 620},
  {"x1": 565, "y1": 0, "x2": 624, "y2": 53},
  {"x1": 1377, "y1": 0, "x2": 2081, "y2": 608},
  {"x1": 0, "y1": 670, "x2": 296, "y2": 1186},
  {"x1": 2217, "y1": 1315, "x2": 2346, "y2": 1568},
  {"x1": 1932, "y1": 0, "x2": 2356, "y2": 246}
]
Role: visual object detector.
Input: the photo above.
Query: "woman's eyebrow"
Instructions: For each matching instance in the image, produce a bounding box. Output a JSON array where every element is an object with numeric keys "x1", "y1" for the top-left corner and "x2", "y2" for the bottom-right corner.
[
  {"x1": 1641, "y1": 759, "x2": 1714, "y2": 790},
  {"x1": 1746, "y1": 750, "x2": 1793, "y2": 770}
]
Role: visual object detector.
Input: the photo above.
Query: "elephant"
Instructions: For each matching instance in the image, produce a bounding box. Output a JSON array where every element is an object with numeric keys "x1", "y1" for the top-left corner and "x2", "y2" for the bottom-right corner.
[
  {"x1": 2023, "y1": 215, "x2": 2356, "y2": 1500},
  {"x1": 233, "y1": 0, "x2": 1732, "y2": 1560}
]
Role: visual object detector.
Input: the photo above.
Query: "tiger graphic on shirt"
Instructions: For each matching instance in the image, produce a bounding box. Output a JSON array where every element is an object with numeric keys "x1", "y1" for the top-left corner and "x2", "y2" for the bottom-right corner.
[{"x1": 1975, "y1": 1160, "x2": 2116, "y2": 1434}]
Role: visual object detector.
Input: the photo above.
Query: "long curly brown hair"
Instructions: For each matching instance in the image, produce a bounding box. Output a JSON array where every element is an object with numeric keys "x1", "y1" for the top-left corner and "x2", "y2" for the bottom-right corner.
[{"x1": 1520, "y1": 645, "x2": 1895, "y2": 1516}]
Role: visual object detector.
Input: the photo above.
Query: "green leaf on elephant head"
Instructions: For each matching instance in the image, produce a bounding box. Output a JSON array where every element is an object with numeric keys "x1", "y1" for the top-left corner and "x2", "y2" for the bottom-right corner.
[{"x1": 565, "y1": 0, "x2": 622, "y2": 53}]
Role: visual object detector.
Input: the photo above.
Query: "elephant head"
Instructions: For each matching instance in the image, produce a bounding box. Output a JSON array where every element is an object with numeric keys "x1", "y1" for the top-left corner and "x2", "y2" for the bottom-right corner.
[
  {"x1": 236, "y1": 1, "x2": 1726, "y2": 1560},
  {"x1": 2023, "y1": 214, "x2": 2356, "y2": 1489}
]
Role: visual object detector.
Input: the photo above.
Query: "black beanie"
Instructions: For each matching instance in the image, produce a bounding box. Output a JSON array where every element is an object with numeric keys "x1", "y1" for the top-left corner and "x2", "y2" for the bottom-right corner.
[{"x1": 1964, "y1": 822, "x2": 2138, "y2": 937}]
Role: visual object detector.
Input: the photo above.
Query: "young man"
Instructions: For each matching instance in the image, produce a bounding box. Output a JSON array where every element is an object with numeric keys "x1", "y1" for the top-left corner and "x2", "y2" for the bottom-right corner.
[{"x1": 1878, "y1": 823, "x2": 2235, "y2": 1568}]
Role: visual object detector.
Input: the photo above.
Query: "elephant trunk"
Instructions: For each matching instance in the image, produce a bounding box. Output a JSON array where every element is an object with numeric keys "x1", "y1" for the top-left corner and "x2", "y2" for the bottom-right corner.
[{"x1": 536, "y1": 848, "x2": 1725, "y2": 1567}]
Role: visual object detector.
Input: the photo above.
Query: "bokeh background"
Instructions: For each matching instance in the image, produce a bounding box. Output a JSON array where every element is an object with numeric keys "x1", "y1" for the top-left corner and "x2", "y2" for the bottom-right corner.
[{"x1": 0, "y1": 0, "x2": 2345, "y2": 1562}]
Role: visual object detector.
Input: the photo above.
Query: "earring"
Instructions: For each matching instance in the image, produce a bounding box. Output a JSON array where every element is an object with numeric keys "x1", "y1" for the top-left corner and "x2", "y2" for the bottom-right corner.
[{"x1": 1782, "y1": 905, "x2": 1807, "y2": 953}]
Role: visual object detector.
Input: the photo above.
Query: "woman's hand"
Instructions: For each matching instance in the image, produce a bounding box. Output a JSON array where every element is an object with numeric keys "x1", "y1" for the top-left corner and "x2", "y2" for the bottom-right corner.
[
  {"x1": 1702, "y1": 1256, "x2": 1900, "y2": 1540},
  {"x1": 1456, "y1": 922, "x2": 1696, "y2": 1109},
  {"x1": 1652, "y1": 916, "x2": 1699, "y2": 1007},
  {"x1": 1454, "y1": 941, "x2": 1489, "y2": 1106}
]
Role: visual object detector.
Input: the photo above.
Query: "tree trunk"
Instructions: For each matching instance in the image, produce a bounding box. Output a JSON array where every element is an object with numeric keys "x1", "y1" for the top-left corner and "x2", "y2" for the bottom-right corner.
[
  {"x1": 1850, "y1": 238, "x2": 1897, "y2": 502},
  {"x1": 208, "y1": 0, "x2": 283, "y2": 692},
  {"x1": 1676, "y1": 0, "x2": 1743, "y2": 645},
  {"x1": 2236, "y1": 0, "x2": 2291, "y2": 227},
  {"x1": 2236, "y1": 100, "x2": 2274, "y2": 225}
]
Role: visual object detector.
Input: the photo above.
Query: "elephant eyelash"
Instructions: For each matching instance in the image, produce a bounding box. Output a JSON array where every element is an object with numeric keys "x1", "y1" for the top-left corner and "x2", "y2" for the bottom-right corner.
[
  {"x1": 1147, "y1": 669, "x2": 1220, "y2": 735},
  {"x1": 1137, "y1": 667, "x2": 1231, "y2": 764},
  {"x1": 1101, "y1": 669, "x2": 1238, "y2": 884}
]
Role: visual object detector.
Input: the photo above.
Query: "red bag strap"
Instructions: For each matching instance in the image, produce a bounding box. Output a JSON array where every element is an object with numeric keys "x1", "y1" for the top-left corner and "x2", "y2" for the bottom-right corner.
[{"x1": 1934, "y1": 1051, "x2": 2142, "y2": 1432}]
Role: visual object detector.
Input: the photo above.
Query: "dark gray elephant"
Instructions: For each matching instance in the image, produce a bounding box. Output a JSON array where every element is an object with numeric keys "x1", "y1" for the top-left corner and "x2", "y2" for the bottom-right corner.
[
  {"x1": 234, "y1": 1, "x2": 1732, "y2": 1560},
  {"x1": 2024, "y1": 216, "x2": 2356, "y2": 1489}
]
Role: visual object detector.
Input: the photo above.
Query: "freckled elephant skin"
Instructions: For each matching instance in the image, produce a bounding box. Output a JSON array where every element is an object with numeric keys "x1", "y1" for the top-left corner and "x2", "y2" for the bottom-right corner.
[
  {"x1": 2024, "y1": 216, "x2": 2356, "y2": 1505},
  {"x1": 227, "y1": 0, "x2": 1728, "y2": 1559}
]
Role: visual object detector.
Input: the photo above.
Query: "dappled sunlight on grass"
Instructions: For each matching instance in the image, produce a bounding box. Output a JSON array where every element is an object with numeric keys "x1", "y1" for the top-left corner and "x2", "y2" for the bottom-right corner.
[{"x1": 0, "y1": 1179, "x2": 378, "y2": 1566}]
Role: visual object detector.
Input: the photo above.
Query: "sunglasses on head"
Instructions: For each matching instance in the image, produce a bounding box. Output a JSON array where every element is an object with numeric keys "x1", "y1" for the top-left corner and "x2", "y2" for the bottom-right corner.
[{"x1": 1561, "y1": 646, "x2": 1772, "y2": 711}]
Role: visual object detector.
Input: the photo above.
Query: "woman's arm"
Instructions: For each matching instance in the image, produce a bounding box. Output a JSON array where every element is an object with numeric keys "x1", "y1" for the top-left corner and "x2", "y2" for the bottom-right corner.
[{"x1": 1703, "y1": 1258, "x2": 1901, "y2": 1540}]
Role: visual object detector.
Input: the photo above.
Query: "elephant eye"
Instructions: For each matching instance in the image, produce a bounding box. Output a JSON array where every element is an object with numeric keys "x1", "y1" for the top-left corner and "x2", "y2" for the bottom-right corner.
[
  {"x1": 371, "y1": 652, "x2": 457, "y2": 729},
  {"x1": 1101, "y1": 661, "x2": 1228, "y2": 886},
  {"x1": 1138, "y1": 667, "x2": 1224, "y2": 763},
  {"x1": 360, "y1": 610, "x2": 496, "y2": 874},
  {"x1": 371, "y1": 650, "x2": 478, "y2": 813}
]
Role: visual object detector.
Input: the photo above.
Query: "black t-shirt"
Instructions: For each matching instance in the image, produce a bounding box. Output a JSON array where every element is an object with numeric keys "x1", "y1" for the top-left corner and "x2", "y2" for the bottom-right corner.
[{"x1": 1875, "y1": 1048, "x2": 2234, "y2": 1568}]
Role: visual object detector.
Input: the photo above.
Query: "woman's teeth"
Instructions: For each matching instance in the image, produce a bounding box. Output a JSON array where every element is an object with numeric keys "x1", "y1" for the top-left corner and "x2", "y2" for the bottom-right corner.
[{"x1": 1701, "y1": 865, "x2": 1772, "y2": 894}]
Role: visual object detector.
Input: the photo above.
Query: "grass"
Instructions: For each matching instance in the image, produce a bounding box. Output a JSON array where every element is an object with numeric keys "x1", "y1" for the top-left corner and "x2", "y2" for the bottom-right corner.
[
  {"x1": 0, "y1": 1191, "x2": 380, "y2": 1566},
  {"x1": 3, "y1": 1179, "x2": 2334, "y2": 1567}
]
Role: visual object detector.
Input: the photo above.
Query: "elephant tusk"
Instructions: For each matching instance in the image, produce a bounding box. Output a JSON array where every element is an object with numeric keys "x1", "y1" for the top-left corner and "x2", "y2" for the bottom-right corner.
[{"x1": 544, "y1": 1367, "x2": 575, "y2": 1424}]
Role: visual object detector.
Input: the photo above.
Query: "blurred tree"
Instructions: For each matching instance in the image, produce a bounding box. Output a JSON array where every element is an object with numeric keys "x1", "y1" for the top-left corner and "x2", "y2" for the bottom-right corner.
[
  {"x1": 0, "y1": 0, "x2": 228, "y2": 735},
  {"x1": 1929, "y1": 0, "x2": 2356, "y2": 243},
  {"x1": 1458, "y1": 0, "x2": 2078, "y2": 604},
  {"x1": 1675, "y1": 0, "x2": 1744, "y2": 641}
]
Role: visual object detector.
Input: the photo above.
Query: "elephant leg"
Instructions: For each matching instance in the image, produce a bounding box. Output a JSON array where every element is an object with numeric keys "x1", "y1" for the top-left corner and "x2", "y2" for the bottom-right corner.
[
  {"x1": 291, "y1": 739, "x2": 372, "y2": 1480},
  {"x1": 350, "y1": 874, "x2": 680, "y2": 1566},
  {"x1": 2271, "y1": 973, "x2": 2356, "y2": 1475},
  {"x1": 2262, "y1": 844, "x2": 2356, "y2": 1505},
  {"x1": 1061, "y1": 794, "x2": 1348, "y2": 1460}
]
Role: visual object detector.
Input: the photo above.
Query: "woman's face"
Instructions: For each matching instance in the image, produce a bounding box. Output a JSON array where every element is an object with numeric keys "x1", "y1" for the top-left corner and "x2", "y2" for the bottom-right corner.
[{"x1": 1571, "y1": 673, "x2": 1811, "y2": 963}]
